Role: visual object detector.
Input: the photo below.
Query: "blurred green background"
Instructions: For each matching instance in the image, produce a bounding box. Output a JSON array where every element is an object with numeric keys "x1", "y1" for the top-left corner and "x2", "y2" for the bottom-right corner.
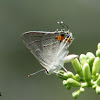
[{"x1": 0, "y1": 0, "x2": 100, "y2": 100}]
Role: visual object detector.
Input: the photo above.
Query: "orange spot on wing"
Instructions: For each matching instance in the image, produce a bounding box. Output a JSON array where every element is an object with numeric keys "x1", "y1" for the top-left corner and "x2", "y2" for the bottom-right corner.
[
  {"x1": 67, "y1": 38, "x2": 71, "y2": 44},
  {"x1": 55, "y1": 35, "x2": 65, "y2": 42}
]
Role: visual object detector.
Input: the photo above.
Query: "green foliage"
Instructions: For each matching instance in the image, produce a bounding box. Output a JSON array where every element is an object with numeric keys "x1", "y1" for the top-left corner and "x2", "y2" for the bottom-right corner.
[{"x1": 57, "y1": 43, "x2": 100, "y2": 99}]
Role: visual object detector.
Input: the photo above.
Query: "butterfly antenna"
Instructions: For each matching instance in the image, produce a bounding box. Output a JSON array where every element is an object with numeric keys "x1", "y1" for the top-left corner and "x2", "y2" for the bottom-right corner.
[
  {"x1": 63, "y1": 22, "x2": 70, "y2": 31},
  {"x1": 57, "y1": 21, "x2": 65, "y2": 29},
  {"x1": 57, "y1": 21, "x2": 70, "y2": 31},
  {"x1": 28, "y1": 69, "x2": 46, "y2": 77}
]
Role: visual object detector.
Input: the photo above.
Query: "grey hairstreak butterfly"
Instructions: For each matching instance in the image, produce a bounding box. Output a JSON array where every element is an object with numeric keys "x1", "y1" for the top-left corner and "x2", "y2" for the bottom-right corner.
[{"x1": 22, "y1": 21, "x2": 78, "y2": 77}]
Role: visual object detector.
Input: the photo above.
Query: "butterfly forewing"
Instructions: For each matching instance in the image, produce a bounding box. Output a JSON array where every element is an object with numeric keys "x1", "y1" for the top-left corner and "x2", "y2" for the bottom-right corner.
[{"x1": 22, "y1": 31, "x2": 60, "y2": 67}]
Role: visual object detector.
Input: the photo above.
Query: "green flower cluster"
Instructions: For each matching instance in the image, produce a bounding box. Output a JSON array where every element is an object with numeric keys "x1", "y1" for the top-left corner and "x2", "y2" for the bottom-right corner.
[{"x1": 58, "y1": 43, "x2": 100, "y2": 99}]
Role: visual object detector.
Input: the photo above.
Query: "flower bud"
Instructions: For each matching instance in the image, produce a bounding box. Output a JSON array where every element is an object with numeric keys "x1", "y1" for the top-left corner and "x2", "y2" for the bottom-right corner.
[
  {"x1": 96, "y1": 75, "x2": 100, "y2": 85},
  {"x1": 63, "y1": 71, "x2": 75, "y2": 80},
  {"x1": 80, "y1": 87, "x2": 85, "y2": 93},
  {"x1": 92, "y1": 85, "x2": 97, "y2": 89},
  {"x1": 63, "y1": 78, "x2": 80, "y2": 87},
  {"x1": 66, "y1": 84, "x2": 71, "y2": 90},
  {"x1": 97, "y1": 43, "x2": 100, "y2": 50},
  {"x1": 83, "y1": 63, "x2": 91, "y2": 83},
  {"x1": 96, "y1": 73, "x2": 99, "y2": 78},
  {"x1": 96, "y1": 49, "x2": 100, "y2": 58},
  {"x1": 63, "y1": 54, "x2": 78, "y2": 63},
  {"x1": 72, "y1": 90, "x2": 80, "y2": 99},
  {"x1": 79, "y1": 54, "x2": 87, "y2": 66},
  {"x1": 72, "y1": 58, "x2": 83, "y2": 78},
  {"x1": 57, "y1": 72, "x2": 67, "y2": 80},
  {"x1": 75, "y1": 74, "x2": 80, "y2": 81},
  {"x1": 81, "y1": 82, "x2": 87, "y2": 87},
  {"x1": 96, "y1": 86, "x2": 100, "y2": 94},
  {"x1": 72, "y1": 87, "x2": 84, "y2": 99},
  {"x1": 86, "y1": 52, "x2": 95, "y2": 70},
  {"x1": 58, "y1": 71, "x2": 76, "y2": 80},
  {"x1": 92, "y1": 57, "x2": 100, "y2": 80},
  {"x1": 58, "y1": 70, "x2": 65, "y2": 74},
  {"x1": 86, "y1": 52, "x2": 95, "y2": 58}
]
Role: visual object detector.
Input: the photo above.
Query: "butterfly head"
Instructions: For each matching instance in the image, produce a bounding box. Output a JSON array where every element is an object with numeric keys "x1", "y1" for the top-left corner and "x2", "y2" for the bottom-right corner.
[
  {"x1": 57, "y1": 21, "x2": 69, "y2": 32},
  {"x1": 55, "y1": 21, "x2": 74, "y2": 43}
]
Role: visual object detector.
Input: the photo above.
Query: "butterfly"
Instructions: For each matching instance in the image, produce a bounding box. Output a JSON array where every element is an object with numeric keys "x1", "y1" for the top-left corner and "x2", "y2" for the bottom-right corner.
[{"x1": 22, "y1": 21, "x2": 78, "y2": 76}]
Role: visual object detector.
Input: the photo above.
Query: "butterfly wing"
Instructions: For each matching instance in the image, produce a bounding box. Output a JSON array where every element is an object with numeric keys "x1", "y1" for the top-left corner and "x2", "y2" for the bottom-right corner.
[{"x1": 22, "y1": 31, "x2": 60, "y2": 68}]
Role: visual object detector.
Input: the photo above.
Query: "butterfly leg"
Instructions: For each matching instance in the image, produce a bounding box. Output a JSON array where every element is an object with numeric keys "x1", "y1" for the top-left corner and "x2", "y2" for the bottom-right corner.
[
  {"x1": 28, "y1": 69, "x2": 45, "y2": 77},
  {"x1": 60, "y1": 64, "x2": 68, "y2": 72}
]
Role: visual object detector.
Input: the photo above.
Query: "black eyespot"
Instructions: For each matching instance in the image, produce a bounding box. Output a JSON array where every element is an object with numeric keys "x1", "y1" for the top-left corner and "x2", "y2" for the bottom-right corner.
[
  {"x1": 67, "y1": 35, "x2": 69, "y2": 38},
  {"x1": 45, "y1": 69, "x2": 49, "y2": 74},
  {"x1": 61, "y1": 34, "x2": 65, "y2": 36}
]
